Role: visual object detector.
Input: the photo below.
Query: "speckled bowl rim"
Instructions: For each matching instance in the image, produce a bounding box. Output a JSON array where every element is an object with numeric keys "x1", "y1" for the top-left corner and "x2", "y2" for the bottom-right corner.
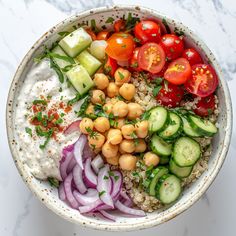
[{"x1": 6, "y1": 5, "x2": 232, "y2": 231}]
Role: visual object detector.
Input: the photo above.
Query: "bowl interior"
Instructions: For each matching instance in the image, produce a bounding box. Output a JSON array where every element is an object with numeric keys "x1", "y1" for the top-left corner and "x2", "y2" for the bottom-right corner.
[{"x1": 6, "y1": 5, "x2": 232, "y2": 231}]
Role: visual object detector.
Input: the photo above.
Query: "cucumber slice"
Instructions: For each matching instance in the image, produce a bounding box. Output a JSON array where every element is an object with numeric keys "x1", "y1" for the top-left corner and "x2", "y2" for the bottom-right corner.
[
  {"x1": 169, "y1": 159, "x2": 193, "y2": 178},
  {"x1": 59, "y1": 28, "x2": 92, "y2": 57},
  {"x1": 148, "y1": 107, "x2": 169, "y2": 133},
  {"x1": 188, "y1": 115, "x2": 218, "y2": 137},
  {"x1": 75, "y1": 50, "x2": 101, "y2": 76},
  {"x1": 66, "y1": 65, "x2": 94, "y2": 95},
  {"x1": 149, "y1": 167, "x2": 169, "y2": 196},
  {"x1": 173, "y1": 137, "x2": 201, "y2": 167},
  {"x1": 159, "y1": 112, "x2": 182, "y2": 140},
  {"x1": 151, "y1": 134, "x2": 172, "y2": 157},
  {"x1": 159, "y1": 156, "x2": 170, "y2": 165},
  {"x1": 156, "y1": 174, "x2": 182, "y2": 204},
  {"x1": 181, "y1": 116, "x2": 201, "y2": 137}
]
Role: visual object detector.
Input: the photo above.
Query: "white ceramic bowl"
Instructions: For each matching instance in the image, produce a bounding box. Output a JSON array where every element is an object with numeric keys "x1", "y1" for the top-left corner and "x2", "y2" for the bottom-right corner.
[{"x1": 6, "y1": 5, "x2": 232, "y2": 231}]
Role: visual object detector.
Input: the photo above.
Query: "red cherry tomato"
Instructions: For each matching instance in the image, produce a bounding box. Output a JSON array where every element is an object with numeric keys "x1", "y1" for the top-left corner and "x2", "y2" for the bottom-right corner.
[
  {"x1": 97, "y1": 31, "x2": 110, "y2": 40},
  {"x1": 138, "y1": 42, "x2": 166, "y2": 74},
  {"x1": 105, "y1": 33, "x2": 135, "y2": 61},
  {"x1": 164, "y1": 58, "x2": 191, "y2": 85},
  {"x1": 182, "y1": 48, "x2": 203, "y2": 66},
  {"x1": 104, "y1": 56, "x2": 118, "y2": 76},
  {"x1": 85, "y1": 28, "x2": 96, "y2": 41},
  {"x1": 160, "y1": 34, "x2": 184, "y2": 60},
  {"x1": 193, "y1": 94, "x2": 216, "y2": 117},
  {"x1": 134, "y1": 20, "x2": 161, "y2": 44},
  {"x1": 114, "y1": 19, "x2": 126, "y2": 32},
  {"x1": 184, "y1": 64, "x2": 218, "y2": 97},
  {"x1": 148, "y1": 62, "x2": 169, "y2": 80},
  {"x1": 156, "y1": 82, "x2": 185, "y2": 108},
  {"x1": 129, "y1": 47, "x2": 142, "y2": 72}
]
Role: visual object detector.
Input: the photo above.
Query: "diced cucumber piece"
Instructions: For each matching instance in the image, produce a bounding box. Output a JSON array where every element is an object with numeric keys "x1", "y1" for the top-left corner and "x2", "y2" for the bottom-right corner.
[
  {"x1": 159, "y1": 156, "x2": 170, "y2": 165},
  {"x1": 75, "y1": 50, "x2": 101, "y2": 75},
  {"x1": 172, "y1": 137, "x2": 201, "y2": 167},
  {"x1": 169, "y1": 159, "x2": 193, "y2": 178},
  {"x1": 51, "y1": 45, "x2": 74, "y2": 69},
  {"x1": 148, "y1": 107, "x2": 169, "y2": 133},
  {"x1": 181, "y1": 116, "x2": 201, "y2": 137},
  {"x1": 149, "y1": 167, "x2": 169, "y2": 196},
  {"x1": 59, "y1": 28, "x2": 92, "y2": 57},
  {"x1": 188, "y1": 115, "x2": 218, "y2": 137},
  {"x1": 159, "y1": 112, "x2": 182, "y2": 140},
  {"x1": 151, "y1": 134, "x2": 172, "y2": 157},
  {"x1": 66, "y1": 65, "x2": 94, "y2": 95},
  {"x1": 156, "y1": 174, "x2": 182, "y2": 204}
]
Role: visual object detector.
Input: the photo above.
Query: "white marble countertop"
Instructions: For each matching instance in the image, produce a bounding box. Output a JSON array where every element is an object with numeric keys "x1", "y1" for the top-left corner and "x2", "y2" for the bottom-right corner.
[{"x1": 1, "y1": 0, "x2": 236, "y2": 235}]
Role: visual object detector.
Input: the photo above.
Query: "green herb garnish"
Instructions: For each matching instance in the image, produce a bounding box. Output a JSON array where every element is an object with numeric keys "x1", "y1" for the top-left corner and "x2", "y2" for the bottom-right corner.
[
  {"x1": 125, "y1": 12, "x2": 140, "y2": 30},
  {"x1": 90, "y1": 19, "x2": 99, "y2": 33},
  {"x1": 48, "y1": 177, "x2": 59, "y2": 187},
  {"x1": 103, "y1": 175, "x2": 109, "y2": 180},
  {"x1": 33, "y1": 99, "x2": 47, "y2": 105},
  {"x1": 162, "y1": 18, "x2": 171, "y2": 34},
  {"x1": 76, "y1": 96, "x2": 90, "y2": 117},
  {"x1": 25, "y1": 127, "x2": 32, "y2": 137},
  {"x1": 99, "y1": 190, "x2": 106, "y2": 197},
  {"x1": 105, "y1": 17, "x2": 115, "y2": 24},
  {"x1": 68, "y1": 93, "x2": 85, "y2": 106},
  {"x1": 118, "y1": 71, "x2": 124, "y2": 80},
  {"x1": 54, "y1": 118, "x2": 63, "y2": 125},
  {"x1": 174, "y1": 27, "x2": 185, "y2": 36},
  {"x1": 153, "y1": 85, "x2": 162, "y2": 96},
  {"x1": 58, "y1": 31, "x2": 70, "y2": 37}
]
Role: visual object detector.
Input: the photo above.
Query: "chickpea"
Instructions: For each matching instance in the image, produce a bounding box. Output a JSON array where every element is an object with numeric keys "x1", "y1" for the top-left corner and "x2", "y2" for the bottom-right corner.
[
  {"x1": 91, "y1": 89, "x2": 105, "y2": 104},
  {"x1": 143, "y1": 152, "x2": 160, "y2": 167},
  {"x1": 107, "y1": 129, "x2": 123, "y2": 145},
  {"x1": 109, "y1": 97, "x2": 119, "y2": 105},
  {"x1": 119, "y1": 154, "x2": 137, "y2": 171},
  {"x1": 88, "y1": 132, "x2": 105, "y2": 149},
  {"x1": 134, "y1": 139, "x2": 147, "y2": 153},
  {"x1": 127, "y1": 103, "x2": 144, "y2": 120},
  {"x1": 119, "y1": 139, "x2": 135, "y2": 153},
  {"x1": 112, "y1": 101, "x2": 128, "y2": 118},
  {"x1": 93, "y1": 73, "x2": 109, "y2": 90},
  {"x1": 102, "y1": 141, "x2": 118, "y2": 158},
  {"x1": 116, "y1": 118, "x2": 126, "y2": 129},
  {"x1": 85, "y1": 104, "x2": 95, "y2": 116},
  {"x1": 114, "y1": 68, "x2": 131, "y2": 86},
  {"x1": 121, "y1": 124, "x2": 136, "y2": 139},
  {"x1": 79, "y1": 118, "x2": 94, "y2": 134},
  {"x1": 107, "y1": 82, "x2": 119, "y2": 98},
  {"x1": 103, "y1": 103, "x2": 113, "y2": 115},
  {"x1": 119, "y1": 83, "x2": 136, "y2": 101},
  {"x1": 106, "y1": 153, "x2": 120, "y2": 165},
  {"x1": 94, "y1": 117, "x2": 110, "y2": 133},
  {"x1": 135, "y1": 120, "x2": 149, "y2": 138}
]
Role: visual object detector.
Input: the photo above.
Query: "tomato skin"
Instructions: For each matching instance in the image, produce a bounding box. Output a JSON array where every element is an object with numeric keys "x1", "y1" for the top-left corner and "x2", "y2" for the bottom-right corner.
[
  {"x1": 129, "y1": 47, "x2": 142, "y2": 72},
  {"x1": 160, "y1": 34, "x2": 184, "y2": 60},
  {"x1": 148, "y1": 62, "x2": 169, "y2": 79},
  {"x1": 184, "y1": 64, "x2": 218, "y2": 97},
  {"x1": 97, "y1": 31, "x2": 110, "y2": 40},
  {"x1": 85, "y1": 28, "x2": 97, "y2": 41},
  {"x1": 105, "y1": 33, "x2": 135, "y2": 61},
  {"x1": 134, "y1": 20, "x2": 161, "y2": 44},
  {"x1": 182, "y1": 48, "x2": 203, "y2": 66},
  {"x1": 164, "y1": 58, "x2": 192, "y2": 85},
  {"x1": 156, "y1": 83, "x2": 185, "y2": 108},
  {"x1": 138, "y1": 42, "x2": 166, "y2": 74},
  {"x1": 104, "y1": 56, "x2": 118, "y2": 76},
  {"x1": 193, "y1": 94, "x2": 216, "y2": 117},
  {"x1": 114, "y1": 19, "x2": 126, "y2": 32}
]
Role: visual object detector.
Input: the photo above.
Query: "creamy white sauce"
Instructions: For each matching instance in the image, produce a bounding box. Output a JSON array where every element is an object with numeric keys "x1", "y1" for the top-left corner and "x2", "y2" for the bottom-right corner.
[{"x1": 15, "y1": 60, "x2": 83, "y2": 180}]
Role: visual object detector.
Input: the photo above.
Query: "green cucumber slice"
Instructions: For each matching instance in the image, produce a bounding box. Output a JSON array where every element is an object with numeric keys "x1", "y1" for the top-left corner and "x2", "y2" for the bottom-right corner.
[
  {"x1": 159, "y1": 156, "x2": 170, "y2": 165},
  {"x1": 169, "y1": 159, "x2": 193, "y2": 178},
  {"x1": 151, "y1": 134, "x2": 172, "y2": 157},
  {"x1": 182, "y1": 116, "x2": 201, "y2": 137}
]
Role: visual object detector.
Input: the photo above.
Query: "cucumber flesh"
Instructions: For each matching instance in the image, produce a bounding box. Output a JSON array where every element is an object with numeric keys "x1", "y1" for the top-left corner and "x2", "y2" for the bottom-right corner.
[
  {"x1": 182, "y1": 116, "x2": 201, "y2": 137},
  {"x1": 59, "y1": 28, "x2": 92, "y2": 58},
  {"x1": 75, "y1": 50, "x2": 101, "y2": 76},
  {"x1": 66, "y1": 65, "x2": 94, "y2": 95},
  {"x1": 173, "y1": 137, "x2": 201, "y2": 167},
  {"x1": 148, "y1": 107, "x2": 168, "y2": 133},
  {"x1": 159, "y1": 156, "x2": 170, "y2": 165},
  {"x1": 151, "y1": 134, "x2": 172, "y2": 157},
  {"x1": 156, "y1": 174, "x2": 182, "y2": 204},
  {"x1": 169, "y1": 159, "x2": 193, "y2": 178}
]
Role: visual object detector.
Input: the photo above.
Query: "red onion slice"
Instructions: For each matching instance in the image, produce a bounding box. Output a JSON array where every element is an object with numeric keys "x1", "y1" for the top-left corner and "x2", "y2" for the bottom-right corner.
[
  {"x1": 115, "y1": 200, "x2": 145, "y2": 216},
  {"x1": 64, "y1": 173, "x2": 79, "y2": 209},
  {"x1": 83, "y1": 141, "x2": 96, "y2": 159},
  {"x1": 73, "y1": 189, "x2": 99, "y2": 205},
  {"x1": 84, "y1": 157, "x2": 97, "y2": 188},
  {"x1": 99, "y1": 210, "x2": 116, "y2": 221},
  {"x1": 97, "y1": 165, "x2": 114, "y2": 208},
  {"x1": 79, "y1": 199, "x2": 103, "y2": 213},
  {"x1": 110, "y1": 171, "x2": 122, "y2": 198},
  {"x1": 74, "y1": 135, "x2": 87, "y2": 169},
  {"x1": 60, "y1": 150, "x2": 74, "y2": 180},
  {"x1": 67, "y1": 157, "x2": 77, "y2": 174},
  {"x1": 72, "y1": 165, "x2": 87, "y2": 194},
  {"x1": 91, "y1": 154, "x2": 104, "y2": 174},
  {"x1": 58, "y1": 182, "x2": 66, "y2": 201},
  {"x1": 120, "y1": 190, "x2": 130, "y2": 201},
  {"x1": 64, "y1": 120, "x2": 81, "y2": 135}
]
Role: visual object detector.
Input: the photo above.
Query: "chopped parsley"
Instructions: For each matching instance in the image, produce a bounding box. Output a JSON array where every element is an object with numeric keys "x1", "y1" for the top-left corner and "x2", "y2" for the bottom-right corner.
[
  {"x1": 33, "y1": 99, "x2": 47, "y2": 105},
  {"x1": 153, "y1": 85, "x2": 162, "y2": 97},
  {"x1": 59, "y1": 87, "x2": 63, "y2": 92},
  {"x1": 130, "y1": 62, "x2": 138, "y2": 68},
  {"x1": 68, "y1": 93, "x2": 86, "y2": 106},
  {"x1": 118, "y1": 71, "x2": 125, "y2": 80},
  {"x1": 114, "y1": 175, "x2": 119, "y2": 181},
  {"x1": 54, "y1": 118, "x2": 63, "y2": 125},
  {"x1": 25, "y1": 127, "x2": 32, "y2": 137},
  {"x1": 174, "y1": 27, "x2": 185, "y2": 36},
  {"x1": 48, "y1": 177, "x2": 59, "y2": 187},
  {"x1": 132, "y1": 172, "x2": 140, "y2": 177},
  {"x1": 133, "y1": 37, "x2": 141, "y2": 43},
  {"x1": 99, "y1": 190, "x2": 106, "y2": 197},
  {"x1": 90, "y1": 19, "x2": 99, "y2": 33},
  {"x1": 125, "y1": 12, "x2": 140, "y2": 30},
  {"x1": 103, "y1": 175, "x2": 109, "y2": 180},
  {"x1": 58, "y1": 31, "x2": 70, "y2": 37},
  {"x1": 162, "y1": 18, "x2": 171, "y2": 34},
  {"x1": 105, "y1": 17, "x2": 115, "y2": 24},
  {"x1": 76, "y1": 96, "x2": 90, "y2": 117}
]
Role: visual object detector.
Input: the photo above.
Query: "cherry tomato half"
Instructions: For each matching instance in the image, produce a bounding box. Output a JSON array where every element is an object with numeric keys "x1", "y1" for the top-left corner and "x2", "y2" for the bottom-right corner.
[
  {"x1": 184, "y1": 64, "x2": 218, "y2": 97},
  {"x1": 182, "y1": 48, "x2": 203, "y2": 66},
  {"x1": 97, "y1": 31, "x2": 110, "y2": 40},
  {"x1": 164, "y1": 58, "x2": 191, "y2": 85},
  {"x1": 85, "y1": 28, "x2": 97, "y2": 41},
  {"x1": 156, "y1": 82, "x2": 185, "y2": 108},
  {"x1": 104, "y1": 56, "x2": 118, "y2": 76},
  {"x1": 114, "y1": 19, "x2": 126, "y2": 32},
  {"x1": 138, "y1": 42, "x2": 166, "y2": 74},
  {"x1": 148, "y1": 62, "x2": 169, "y2": 79},
  {"x1": 160, "y1": 34, "x2": 184, "y2": 60},
  {"x1": 193, "y1": 94, "x2": 216, "y2": 117},
  {"x1": 105, "y1": 33, "x2": 135, "y2": 61},
  {"x1": 134, "y1": 20, "x2": 161, "y2": 44},
  {"x1": 129, "y1": 47, "x2": 142, "y2": 72}
]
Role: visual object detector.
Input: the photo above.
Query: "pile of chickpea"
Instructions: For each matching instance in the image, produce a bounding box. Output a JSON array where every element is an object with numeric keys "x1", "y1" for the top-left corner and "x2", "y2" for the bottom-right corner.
[{"x1": 79, "y1": 67, "x2": 160, "y2": 171}]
